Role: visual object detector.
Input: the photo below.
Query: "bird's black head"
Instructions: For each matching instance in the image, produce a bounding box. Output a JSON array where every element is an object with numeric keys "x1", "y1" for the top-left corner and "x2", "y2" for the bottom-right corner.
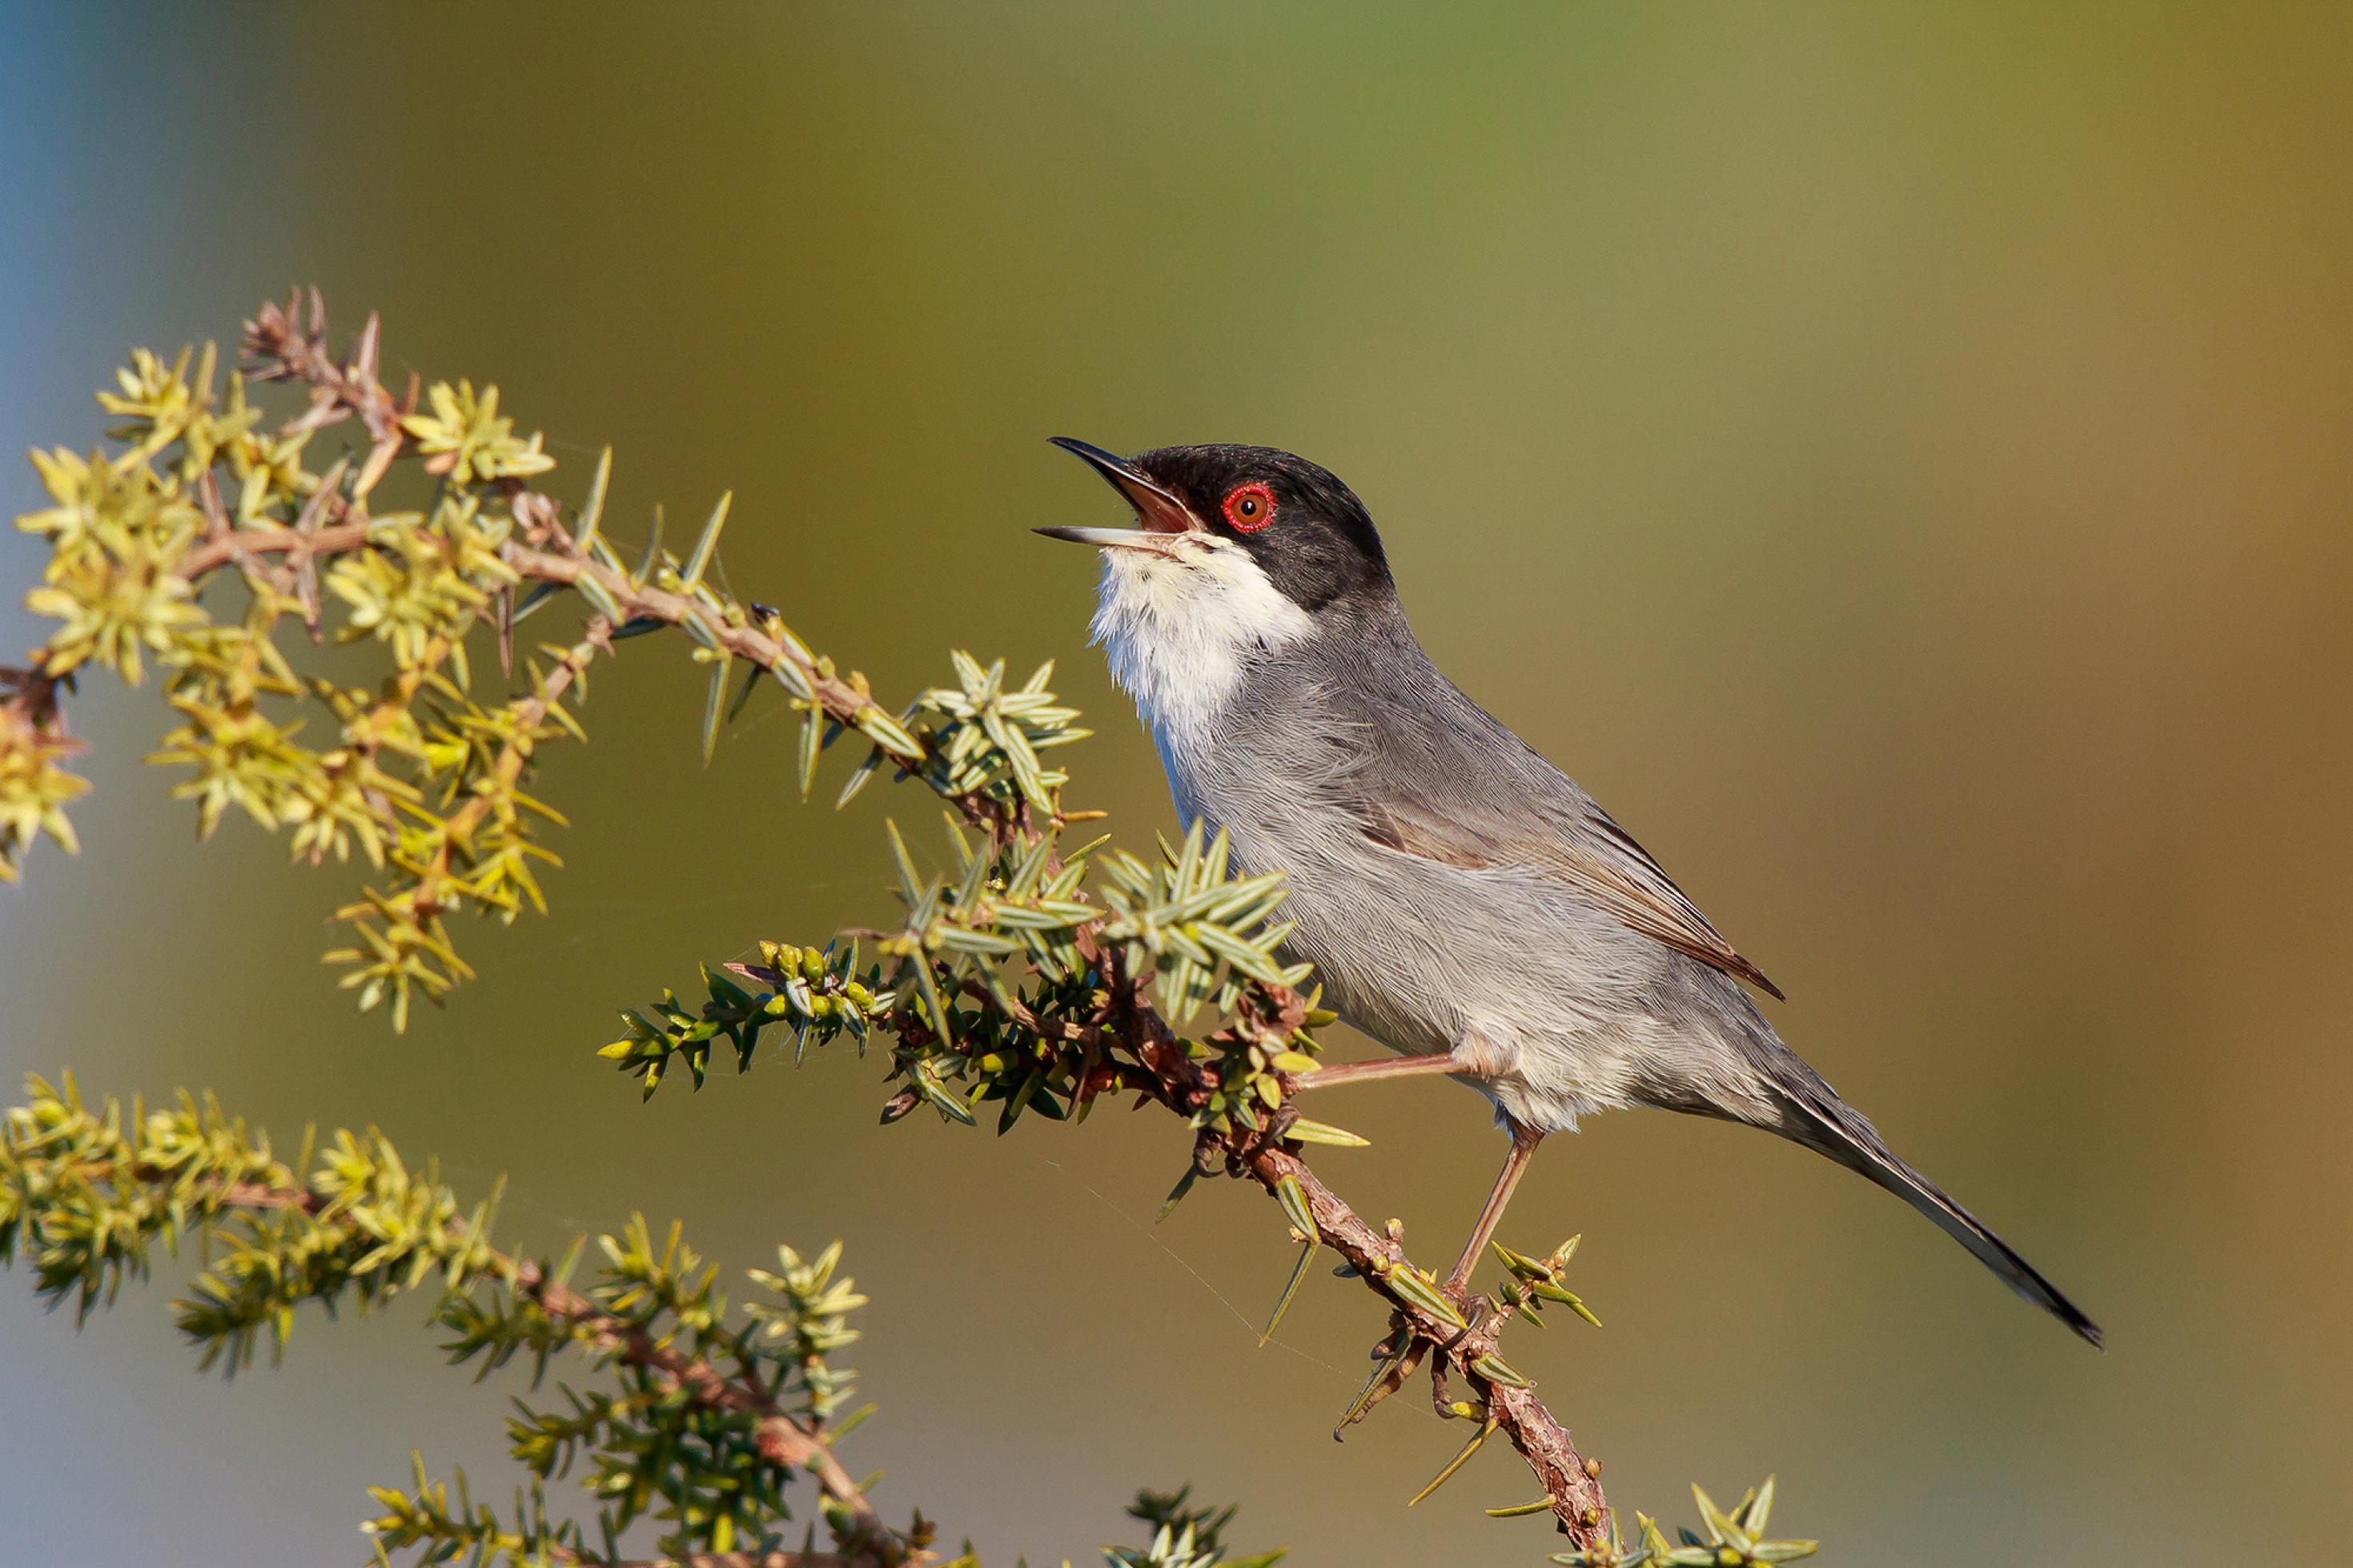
[{"x1": 1041, "y1": 439, "x2": 1392, "y2": 613}]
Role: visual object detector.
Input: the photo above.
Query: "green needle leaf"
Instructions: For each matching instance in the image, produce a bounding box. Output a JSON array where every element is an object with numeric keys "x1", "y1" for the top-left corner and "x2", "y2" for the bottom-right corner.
[
  {"x1": 701, "y1": 654, "x2": 730, "y2": 764},
  {"x1": 1484, "y1": 1498, "x2": 1556, "y2": 1519},
  {"x1": 1386, "y1": 1266, "x2": 1468, "y2": 1330},
  {"x1": 1273, "y1": 1173, "x2": 1316, "y2": 1241},
  {"x1": 797, "y1": 712, "x2": 822, "y2": 800},
  {"x1": 726, "y1": 660, "x2": 767, "y2": 724},
  {"x1": 632, "y1": 503, "x2": 665, "y2": 583},
  {"x1": 1284, "y1": 1117, "x2": 1369, "y2": 1148},
  {"x1": 682, "y1": 490, "x2": 729, "y2": 589},
  {"x1": 1407, "y1": 1418, "x2": 1498, "y2": 1508},
  {"x1": 1260, "y1": 1240, "x2": 1315, "y2": 1345},
  {"x1": 1157, "y1": 1165, "x2": 1199, "y2": 1223},
  {"x1": 574, "y1": 446, "x2": 611, "y2": 547}
]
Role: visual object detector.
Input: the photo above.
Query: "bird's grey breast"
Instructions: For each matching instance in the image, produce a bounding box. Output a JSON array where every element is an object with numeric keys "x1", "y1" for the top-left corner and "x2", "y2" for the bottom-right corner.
[{"x1": 1160, "y1": 620, "x2": 1511, "y2": 1058}]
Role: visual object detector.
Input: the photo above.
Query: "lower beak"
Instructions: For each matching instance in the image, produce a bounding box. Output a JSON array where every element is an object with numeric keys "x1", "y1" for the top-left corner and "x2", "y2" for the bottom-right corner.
[
  {"x1": 1038, "y1": 437, "x2": 1200, "y2": 551},
  {"x1": 1031, "y1": 523, "x2": 1178, "y2": 551}
]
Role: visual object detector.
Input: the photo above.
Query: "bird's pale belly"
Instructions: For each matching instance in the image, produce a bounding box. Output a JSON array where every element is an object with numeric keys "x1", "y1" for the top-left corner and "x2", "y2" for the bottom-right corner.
[{"x1": 1200, "y1": 800, "x2": 1703, "y2": 1133}]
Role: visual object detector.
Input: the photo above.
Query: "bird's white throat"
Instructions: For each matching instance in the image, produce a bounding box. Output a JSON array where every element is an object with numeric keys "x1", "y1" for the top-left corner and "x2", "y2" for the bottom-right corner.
[{"x1": 1088, "y1": 537, "x2": 1314, "y2": 781}]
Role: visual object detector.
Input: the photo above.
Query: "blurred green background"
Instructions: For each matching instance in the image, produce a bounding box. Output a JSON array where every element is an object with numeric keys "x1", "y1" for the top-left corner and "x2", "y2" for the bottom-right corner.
[{"x1": 5, "y1": 3, "x2": 2350, "y2": 1562}]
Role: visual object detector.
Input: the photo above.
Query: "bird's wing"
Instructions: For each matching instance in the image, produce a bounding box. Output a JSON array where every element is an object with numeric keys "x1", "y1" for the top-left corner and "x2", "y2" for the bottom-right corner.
[{"x1": 1328, "y1": 672, "x2": 1784, "y2": 1000}]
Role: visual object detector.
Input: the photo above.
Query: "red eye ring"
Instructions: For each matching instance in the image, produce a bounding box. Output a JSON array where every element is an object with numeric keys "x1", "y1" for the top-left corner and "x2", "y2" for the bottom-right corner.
[{"x1": 1222, "y1": 482, "x2": 1276, "y2": 532}]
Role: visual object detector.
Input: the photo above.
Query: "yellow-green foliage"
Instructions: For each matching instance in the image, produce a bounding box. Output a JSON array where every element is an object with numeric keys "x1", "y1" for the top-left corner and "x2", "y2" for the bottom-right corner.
[
  {"x1": 0, "y1": 295, "x2": 935, "y2": 1027},
  {"x1": 4, "y1": 323, "x2": 597, "y2": 1024},
  {"x1": 0, "y1": 683, "x2": 85, "y2": 880},
  {"x1": 0, "y1": 1075, "x2": 1030, "y2": 1566}
]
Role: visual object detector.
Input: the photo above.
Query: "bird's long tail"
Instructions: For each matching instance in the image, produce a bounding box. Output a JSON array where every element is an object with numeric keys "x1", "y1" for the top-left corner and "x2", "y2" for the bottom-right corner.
[{"x1": 1767, "y1": 1069, "x2": 2103, "y2": 1348}]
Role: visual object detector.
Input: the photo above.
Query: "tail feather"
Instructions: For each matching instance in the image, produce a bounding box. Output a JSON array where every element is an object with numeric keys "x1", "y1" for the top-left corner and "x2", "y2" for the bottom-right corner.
[{"x1": 1773, "y1": 1078, "x2": 2103, "y2": 1348}]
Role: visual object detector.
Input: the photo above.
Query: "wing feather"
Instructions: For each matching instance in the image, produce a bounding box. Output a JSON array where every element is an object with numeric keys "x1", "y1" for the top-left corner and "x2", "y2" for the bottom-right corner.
[
  {"x1": 1327, "y1": 660, "x2": 1783, "y2": 1000},
  {"x1": 1362, "y1": 795, "x2": 1784, "y2": 999}
]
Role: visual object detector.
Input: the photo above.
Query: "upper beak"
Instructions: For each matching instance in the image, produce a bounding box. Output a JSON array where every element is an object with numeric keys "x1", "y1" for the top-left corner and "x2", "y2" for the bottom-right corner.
[{"x1": 1037, "y1": 437, "x2": 1201, "y2": 551}]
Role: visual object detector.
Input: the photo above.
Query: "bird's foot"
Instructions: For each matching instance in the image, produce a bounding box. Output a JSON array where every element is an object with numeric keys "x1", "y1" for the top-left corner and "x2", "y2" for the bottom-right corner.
[
  {"x1": 1332, "y1": 1217, "x2": 1492, "y2": 1438},
  {"x1": 1283, "y1": 1051, "x2": 1467, "y2": 1094},
  {"x1": 1336, "y1": 1293, "x2": 1501, "y2": 1442}
]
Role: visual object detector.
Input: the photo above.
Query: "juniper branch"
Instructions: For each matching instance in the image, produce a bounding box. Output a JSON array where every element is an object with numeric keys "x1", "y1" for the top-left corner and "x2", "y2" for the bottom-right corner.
[
  {"x1": 1, "y1": 293, "x2": 1815, "y2": 1565},
  {"x1": 630, "y1": 916, "x2": 1616, "y2": 1549}
]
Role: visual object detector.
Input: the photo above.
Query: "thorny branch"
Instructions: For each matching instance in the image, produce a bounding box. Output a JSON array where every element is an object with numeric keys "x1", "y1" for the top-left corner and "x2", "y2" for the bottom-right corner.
[
  {"x1": 2, "y1": 292, "x2": 1815, "y2": 1564},
  {"x1": 40, "y1": 1147, "x2": 897, "y2": 1564},
  {"x1": 235, "y1": 290, "x2": 1616, "y2": 1548},
  {"x1": 920, "y1": 896, "x2": 1600, "y2": 1542},
  {"x1": 235, "y1": 294, "x2": 933, "y2": 769},
  {"x1": 514, "y1": 1259, "x2": 894, "y2": 1558}
]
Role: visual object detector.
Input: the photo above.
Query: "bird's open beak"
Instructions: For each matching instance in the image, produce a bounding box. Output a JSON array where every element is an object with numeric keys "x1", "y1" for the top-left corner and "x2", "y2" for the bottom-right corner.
[{"x1": 1037, "y1": 437, "x2": 1200, "y2": 551}]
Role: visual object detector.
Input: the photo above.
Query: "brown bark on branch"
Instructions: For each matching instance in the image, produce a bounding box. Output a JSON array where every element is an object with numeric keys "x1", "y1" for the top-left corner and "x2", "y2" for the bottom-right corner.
[
  {"x1": 1238, "y1": 1141, "x2": 1611, "y2": 1541},
  {"x1": 512, "y1": 1261, "x2": 897, "y2": 1558},
  {"x1": 73, "y1": 1157, "x2": 907, "y2": 1566},
  {"x1": 1074, "y1": 945, "x2": 1612, "y2": 1549},
  {"x1": 215, "y1": 293, "x2": 1615, "y2": 1551}
]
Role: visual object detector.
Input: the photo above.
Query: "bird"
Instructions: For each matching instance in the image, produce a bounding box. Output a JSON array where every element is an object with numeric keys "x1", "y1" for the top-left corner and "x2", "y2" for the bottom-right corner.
[{"x1": 1037, "y1": 437, "x2": 2101, "y2": 1347}]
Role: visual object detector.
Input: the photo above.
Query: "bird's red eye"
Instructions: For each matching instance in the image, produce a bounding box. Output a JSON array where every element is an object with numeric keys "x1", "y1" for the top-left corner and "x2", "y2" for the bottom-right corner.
[{"x1": 1222, "y1": 482, "x2": 1276, "y2": 532}]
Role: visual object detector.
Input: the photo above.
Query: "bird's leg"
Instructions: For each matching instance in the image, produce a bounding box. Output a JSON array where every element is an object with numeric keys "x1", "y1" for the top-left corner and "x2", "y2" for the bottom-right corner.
[
  {"x1": 1285, "y1": 1053, "x2": 1468, "y2": 1091},
  {"x1": 1444, "y1": 1117, "x2": 1544, "y2": 1293}
]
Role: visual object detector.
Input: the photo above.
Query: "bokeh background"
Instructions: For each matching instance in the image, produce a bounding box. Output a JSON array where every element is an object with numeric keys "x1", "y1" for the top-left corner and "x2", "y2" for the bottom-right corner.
[{"x1": 5, "y1": 4, "x2": 2350, "y2": 1562}]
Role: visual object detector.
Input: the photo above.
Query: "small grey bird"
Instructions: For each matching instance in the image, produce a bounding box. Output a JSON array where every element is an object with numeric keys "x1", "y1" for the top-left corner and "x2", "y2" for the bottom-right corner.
[{"x1": 1039, "y1": 438, "x2": 2100, "y2": 1346}]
